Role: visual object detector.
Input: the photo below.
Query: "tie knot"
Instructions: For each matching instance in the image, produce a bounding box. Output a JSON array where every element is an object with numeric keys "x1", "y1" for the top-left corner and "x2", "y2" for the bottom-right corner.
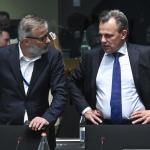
[{"x1": 112, "y1": 52, "x2": 121, "y2": 59}]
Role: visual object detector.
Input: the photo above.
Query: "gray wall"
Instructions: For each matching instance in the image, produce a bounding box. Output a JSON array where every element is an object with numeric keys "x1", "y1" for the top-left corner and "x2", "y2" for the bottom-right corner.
[{"x1": 0, "y1": 0, "x2": 58, "y2": 32}]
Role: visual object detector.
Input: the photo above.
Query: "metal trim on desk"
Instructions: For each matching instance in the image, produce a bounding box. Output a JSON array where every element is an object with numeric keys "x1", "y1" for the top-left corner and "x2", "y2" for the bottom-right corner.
[
  {"x1": 56, "y1": 138, "x2": 83, "y2": 150},
  {"x1": 56, "y1": 138, "x2": 80, "y2": 142}
]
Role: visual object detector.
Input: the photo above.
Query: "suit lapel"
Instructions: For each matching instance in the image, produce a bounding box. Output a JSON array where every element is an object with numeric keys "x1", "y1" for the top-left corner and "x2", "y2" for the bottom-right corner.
[
  {"x1": 8, "y1": 45, "x2": 25, "y2": 97},
  {"x1": 27, "y1": 53, "x2": 48, "y2": 95},
  {"x1": 127, "y1": 43, "x2": 140, "y2": 93}
]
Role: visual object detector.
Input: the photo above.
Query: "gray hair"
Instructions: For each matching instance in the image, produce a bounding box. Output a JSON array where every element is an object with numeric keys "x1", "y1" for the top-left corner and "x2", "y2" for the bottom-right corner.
[
  {"x1": 18, "y1": 14, "x2": 48, "y2": 41},
  {"x1": 99, "y1": 10, "x2": 128, "y2": 32}
]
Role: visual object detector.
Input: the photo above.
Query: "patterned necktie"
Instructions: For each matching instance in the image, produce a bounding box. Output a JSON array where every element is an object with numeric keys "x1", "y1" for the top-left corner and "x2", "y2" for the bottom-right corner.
[{"x1": 110, "y1": 52, "x2": 122, "y2": 124}]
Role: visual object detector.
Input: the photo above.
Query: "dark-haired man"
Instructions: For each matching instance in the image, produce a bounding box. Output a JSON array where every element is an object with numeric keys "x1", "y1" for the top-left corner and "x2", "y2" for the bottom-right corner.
[{"x1": 68, "y1": 9, "x2": 150, "y2": 125}]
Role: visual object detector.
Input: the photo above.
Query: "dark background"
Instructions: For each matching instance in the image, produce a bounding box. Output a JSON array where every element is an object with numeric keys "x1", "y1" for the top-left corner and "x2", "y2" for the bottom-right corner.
[{"x1": 58, "y1": 0, "x2": 150, "y2": 58}]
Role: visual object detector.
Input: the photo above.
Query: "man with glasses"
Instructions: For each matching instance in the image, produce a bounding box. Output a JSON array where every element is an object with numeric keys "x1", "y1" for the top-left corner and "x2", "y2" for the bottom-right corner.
[{"x1": 0, "y1": 15, "x2": 66, "y2": 150}]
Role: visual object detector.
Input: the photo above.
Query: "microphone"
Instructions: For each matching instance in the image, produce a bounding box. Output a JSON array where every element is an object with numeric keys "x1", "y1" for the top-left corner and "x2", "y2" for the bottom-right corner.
[
  {"x1": 15, "y1": 136, "x2": 23, "y2": 150},
  {"x1": 24, "y1": 120, "x2": 48, "y2": 131},
  {"x1": 100, "y1": 136, "x2": 106, "y2": 150}
]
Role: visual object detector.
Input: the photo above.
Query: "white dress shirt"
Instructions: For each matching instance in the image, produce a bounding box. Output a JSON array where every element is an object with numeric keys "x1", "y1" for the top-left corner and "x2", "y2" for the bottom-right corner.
[
  {"x1": 96, "y1": 42, "x2": 145, "y2": 119},
  {"x1": 19, "y1": 43, "x2": 41, "y2": 121}
]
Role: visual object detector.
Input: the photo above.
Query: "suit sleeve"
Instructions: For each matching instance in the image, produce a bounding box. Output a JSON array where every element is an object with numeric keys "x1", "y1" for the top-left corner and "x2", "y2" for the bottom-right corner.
[
  {"x1": 139, "y1": 47, "x2": 150, "y2": 108},
  {"x1": 42, "y1": 51, "x2": 67, "y2": 123},
  {"x1": 67, "y1": 54, "x2": 90, "y2": 114}
]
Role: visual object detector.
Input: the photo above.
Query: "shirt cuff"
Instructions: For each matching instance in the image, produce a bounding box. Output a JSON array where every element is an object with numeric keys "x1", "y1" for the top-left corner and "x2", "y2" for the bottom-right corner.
[{"x1": 82, "y1": 107, "x2": 92, "y2": 115}]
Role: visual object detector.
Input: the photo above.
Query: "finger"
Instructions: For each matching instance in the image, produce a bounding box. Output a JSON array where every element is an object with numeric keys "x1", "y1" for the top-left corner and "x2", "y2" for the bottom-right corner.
[
  {"x1": 142, "y1": 120, "x2": 148, "y2": 124},
  {"x1": 93, "y1": 110, "x2": 103, "y2": 119},
  {"x1": 130, "y1": 115, "x2": 139, "y2": 120},
  {"x1": 144, "y1": 114, "x2": 150, "y2": 118},
  {"x1": 93, "y1": 110, "x2": 101, "y2": 116},
  {"x1": 142, "y1": 119, "x2": 150, "y2": 124},
  {"x1": 95, "y1": 112, "x2": 102, "y2": 118},
  {"x1": 44, "y1": 120, "x2": 49, "y2": 125},
  {"x1": 92, "y1": 115, "x2": 103, "y2": 124},
  {"x1": 86, "y1": 113, "x2": 99, "y2": 125},
  {"x1": 29, "y1": 119, "x2": 39, "y2": 131},
  {"x1": 96, "y1": 110, "x2": 103, "y2": 116},
  {"x1": 142, "y1": 117, "x2": 150, "y2": 124},
  {"x1": 85, "y1": 111, "x2": 102, "y2": 124},
  {"x1": 38, "y1": 122, "x2": 44, "y2": 130},
  {"x1": 132, "y1": 117, "x2": 143, "y2": 124},
  {"x1": 88, "y1": 113, "x2": 102, "y2": 124},
  {"x1": 29, "y1": 120, "x2": 34, "y2": 128},
  {"x1": 90, "y1": 117, "x2": 99, "y2": 125},
  {"x1": 32, "y1": 122, "x2": 38, "y2": 131},
  {"x1": 35, "y1": 121, "x2": 41, "y2": 129},
  {"x1": 131, "y1": 111, "x2": 143, "y2": 116},
  {"x1": 130, "y1": 114, "x2": 142, "y2": 120}
]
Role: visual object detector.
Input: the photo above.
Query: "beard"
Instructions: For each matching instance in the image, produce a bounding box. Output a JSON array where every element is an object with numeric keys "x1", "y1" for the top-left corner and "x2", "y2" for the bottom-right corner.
[{"x1": 27, "y1": 45, "x2": 48, "y2": 58}]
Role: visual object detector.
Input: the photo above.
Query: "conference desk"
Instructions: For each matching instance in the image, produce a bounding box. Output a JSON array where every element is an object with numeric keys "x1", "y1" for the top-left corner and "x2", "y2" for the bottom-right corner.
[
  {"x1": 0, "y1": 125, "x2": 83, "y2": 150},
  {"x1": 85, "y1": 124, "x2": 150, "y2": 150},
  {"x1": 0, "y1": 125, "x2": 150, "y2": 150},
  {"x1": 56, "y1": 124, "x2": 150, "y2": 150}
]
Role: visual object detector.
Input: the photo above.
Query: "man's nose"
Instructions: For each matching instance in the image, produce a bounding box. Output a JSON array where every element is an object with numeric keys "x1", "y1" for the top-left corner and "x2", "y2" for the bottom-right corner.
[
  {"x1": 101, "y1": 35, "x2": 106, "y2": 43},
  {"x1": 45, "y1": 36, "x2": 51, "y2": 43}
]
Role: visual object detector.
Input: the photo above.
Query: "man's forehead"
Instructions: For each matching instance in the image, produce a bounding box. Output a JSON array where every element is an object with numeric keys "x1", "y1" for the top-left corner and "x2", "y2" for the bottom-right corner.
[
  {"x1": 1, "y1": 31, "x2": 10, "y2": 37},
  {"x1": 32, "y1": 26, "x2": 48, "y2": 36},
  {"x1": 99, "y1": 19, "x2": 119, "y2": 32}
]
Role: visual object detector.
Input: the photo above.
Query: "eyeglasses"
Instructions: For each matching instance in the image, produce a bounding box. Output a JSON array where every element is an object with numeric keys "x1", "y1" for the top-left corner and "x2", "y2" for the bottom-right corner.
[{"x1": 26, "y1": 32, "x2": 50, "y2": 42}]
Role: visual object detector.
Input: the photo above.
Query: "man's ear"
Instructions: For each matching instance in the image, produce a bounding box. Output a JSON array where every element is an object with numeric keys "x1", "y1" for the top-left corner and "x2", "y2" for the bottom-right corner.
[{"x1": 121, "y1": 29, "x2": 128, "y2": 40}]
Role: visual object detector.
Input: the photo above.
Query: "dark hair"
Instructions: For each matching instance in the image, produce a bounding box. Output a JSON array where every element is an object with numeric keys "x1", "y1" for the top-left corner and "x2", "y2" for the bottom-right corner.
[
  {"x1": 99, "y1": 10, "x2": 128, "y2": 32},
  {"x1": 0, "y1": 11, "x2": 10, "y2": 30}
]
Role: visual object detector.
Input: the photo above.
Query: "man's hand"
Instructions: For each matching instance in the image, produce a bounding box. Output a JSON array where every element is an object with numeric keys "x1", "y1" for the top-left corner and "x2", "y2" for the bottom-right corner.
[
  {"x1": 29, "y1": 117, "x2": 49, "y2": 131},
  {"x1": 84, "y1": 109, "x2": 103, "y2": 125},
  {"x1": 130, "y1": 110, "x2": 150, "y2": 124}
]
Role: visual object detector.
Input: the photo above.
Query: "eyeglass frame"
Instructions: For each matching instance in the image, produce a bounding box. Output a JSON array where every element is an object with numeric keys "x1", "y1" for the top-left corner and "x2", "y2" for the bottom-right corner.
[{"x1": 26, "y1": 32, "x2": 50, "y2": 42}]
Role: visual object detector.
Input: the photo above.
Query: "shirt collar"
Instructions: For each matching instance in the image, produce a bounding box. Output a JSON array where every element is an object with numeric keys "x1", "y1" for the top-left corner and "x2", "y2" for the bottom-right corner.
[
  {"x1": 18, "y1": 42, "x2": 41, "y2": 62},
  {"x1": 117, "y1": 42, "x2": 127, "y2": 55},
  {"x1": 105, "y1": 42, "x2": 127, "y2": 56}
]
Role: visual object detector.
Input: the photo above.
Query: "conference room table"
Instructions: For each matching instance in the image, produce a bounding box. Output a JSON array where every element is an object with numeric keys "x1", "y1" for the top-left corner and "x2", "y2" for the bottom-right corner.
[
  {"x1": 0, "y1": 125, "x2": 83, "y2": 150},
  {"x1": 1, "y1": 125, "x2": 150, "y2": 150}
]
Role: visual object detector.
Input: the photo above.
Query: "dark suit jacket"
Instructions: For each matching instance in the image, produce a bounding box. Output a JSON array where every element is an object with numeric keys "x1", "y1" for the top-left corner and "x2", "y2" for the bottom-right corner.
[
  {"x1": 68, "y1": 43, "x2": 150, "y2": 114},
  {"x1": 139, "y1": 46, "x2": 150, "y2": 109},
  {"x1": 0, "y1": 44, "x2": 66, "y2": 124}
]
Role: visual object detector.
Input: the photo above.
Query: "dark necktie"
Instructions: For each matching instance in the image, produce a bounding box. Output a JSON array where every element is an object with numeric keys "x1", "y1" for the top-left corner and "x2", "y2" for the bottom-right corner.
[{"x1": 110, "y1": 52, "x2": 122, "y2": 124}]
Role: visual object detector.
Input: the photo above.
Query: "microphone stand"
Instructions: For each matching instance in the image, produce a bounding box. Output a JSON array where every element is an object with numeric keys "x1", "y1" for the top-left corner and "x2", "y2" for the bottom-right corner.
[
  {"x1": 15, "y1": 136, "x2": 23, "y2": 150},
  {"x1": 100, "y1": 136, "x2": 106, "y2": 150}
]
